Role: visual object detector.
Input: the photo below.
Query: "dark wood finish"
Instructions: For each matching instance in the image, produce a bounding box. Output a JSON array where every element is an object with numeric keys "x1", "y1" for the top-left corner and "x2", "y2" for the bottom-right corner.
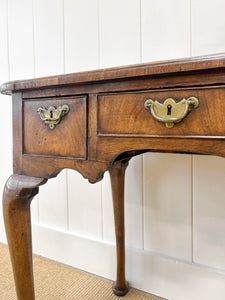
[
  {"x1": 96, "y1": 136, "x2": 225, "y2": 162},
  {"x1": 23, "y1": 96, "x2": 86, "y2": 158},
  {"x1": 21, "y1": 157, "x2": 108, "y2": 183},
  {"x1": 20, "y1": 69, "x2": 225, "y2": 100},
  {"x1": 87, "y1": 94, "x2": 98, "y2": 160},
  {"x1": 1, "y1": 54, "x2": 225, "y2": 299},
  {"x1": 98, "y1": 87, "x2": 225, "y2": 137},
  {"x1": 109, "y1": 160, "x2": 130, "y2": 296},
  {"x1": 3, "y1": 175, "x2": 47, "y2": 300}
]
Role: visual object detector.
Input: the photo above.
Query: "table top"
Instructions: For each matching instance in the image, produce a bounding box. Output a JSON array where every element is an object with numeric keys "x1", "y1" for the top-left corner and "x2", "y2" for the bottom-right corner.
[{"x1": 1, "y1": 53, "x2": 225, "y2": 95}]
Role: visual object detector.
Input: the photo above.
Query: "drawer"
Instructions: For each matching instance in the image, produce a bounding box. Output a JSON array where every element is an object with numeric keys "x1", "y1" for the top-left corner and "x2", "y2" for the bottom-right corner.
[
  {"x1": 98, "y1": 87, "x2": 225, "y2": 137},
  {"x1": 23, "y1": 96, "x2": 86, "y2": 158}
]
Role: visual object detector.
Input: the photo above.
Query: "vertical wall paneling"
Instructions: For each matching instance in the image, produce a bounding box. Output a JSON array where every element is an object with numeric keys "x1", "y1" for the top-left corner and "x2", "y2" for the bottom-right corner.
[
  {"x1": 141, "y1": 0, "x2": 190, "y2": 62},
  {"x1": 0, "y1": 0, "x2": 11, "y2": 243},
  {"x1": 192, "y1": 0, "x2": 225, "y2": 56},
  {"x1": 64, "y1": 0, "x2": 102, "y2": 239},
  {"x1": 1, "y1": 0, "x2": 225, "y2": 299},
  {"x1": 33, "y1": 0, "x2": 68, "y2": 230},
  {"x1": 99, "y1": 0, "x2": 140, "y2": 68},
  {"x1": 38, "y1": 174, "x2": 68, "y2": 230},
  {"x1": 143, "y1": 153, "x2": 192, "y2": 261},
  {"x1": 30, "y1": 197, "x2": 39, "y2": 224},
  {"x1": 68, "y1": 172, "x2": 102, "y2": 239},
  {"x1": 64, "y1": 0, "x2": 99, "y2": 73},
  {"x1": 0, "y1": 0, "x2": 9, "y2": 82},
  {"x1": 193, "y1": 156, "x2": 225, "y2": 270},
  {"x1": 33, "y1": 0, "x2": 64, "y2": 76},
  {"x1": 7, "y1": 0, "x2": 34, "y2": 80}
]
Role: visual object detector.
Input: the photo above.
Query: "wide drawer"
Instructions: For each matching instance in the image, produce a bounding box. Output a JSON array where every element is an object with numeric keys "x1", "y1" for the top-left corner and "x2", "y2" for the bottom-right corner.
[
  {"x1": 23, "y1": 96, "x2": 86, "y2": 158},
  {"x1": 98, "y1": 86, "x2": 225, "y2": 137}
]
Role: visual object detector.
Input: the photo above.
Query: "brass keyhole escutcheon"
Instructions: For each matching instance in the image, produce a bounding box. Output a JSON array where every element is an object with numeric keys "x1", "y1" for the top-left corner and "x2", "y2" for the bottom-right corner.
[
  {"x1": 144, "y1": 97, "x2": 199, "y2": 128},
  {"x1": 167, "y1": 104, "x2": 172, "y2": 115},
  {"x1": 37, "y1": 104, "x2": 70, "y2": 129}
]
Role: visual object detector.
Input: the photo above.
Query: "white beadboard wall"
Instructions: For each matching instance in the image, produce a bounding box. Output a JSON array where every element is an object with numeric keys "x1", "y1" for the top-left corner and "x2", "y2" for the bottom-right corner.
[{"x1": 0, "y1": 0, "x2": 225, "y2": 299}]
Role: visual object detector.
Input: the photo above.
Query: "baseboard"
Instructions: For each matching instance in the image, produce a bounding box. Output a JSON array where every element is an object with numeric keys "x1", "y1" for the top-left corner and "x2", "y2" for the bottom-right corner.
[{"x1": 31, "y1": 223, "x2": 225, "y2": 300}]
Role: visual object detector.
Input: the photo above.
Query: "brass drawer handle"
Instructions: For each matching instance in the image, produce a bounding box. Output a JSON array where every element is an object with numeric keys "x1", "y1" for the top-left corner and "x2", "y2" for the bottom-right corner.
[
  {"x1": 37, "y1": 104, "x2": 69, "y2": 129},
  {"x1": 144, "y1": 97, "x2": 199, "y2": 128}
]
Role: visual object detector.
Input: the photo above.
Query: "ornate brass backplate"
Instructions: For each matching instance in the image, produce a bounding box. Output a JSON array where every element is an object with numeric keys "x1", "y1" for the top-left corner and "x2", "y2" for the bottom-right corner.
[
  {"x1": 144, "y1": 97, "x2": 199, "y2": 128},
  {"x1": 37, "y1": 104, "x2": 69, "y2": 129}
]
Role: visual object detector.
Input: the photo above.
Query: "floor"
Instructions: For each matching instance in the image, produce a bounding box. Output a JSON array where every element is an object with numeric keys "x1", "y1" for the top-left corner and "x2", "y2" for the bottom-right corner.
[{"x1": 0, "y1": 243, "x2": 165, "y2": 300}]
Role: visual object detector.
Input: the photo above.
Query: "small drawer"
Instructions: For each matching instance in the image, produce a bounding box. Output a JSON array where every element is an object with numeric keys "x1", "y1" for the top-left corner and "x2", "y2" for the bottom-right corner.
[
  {"x1": 98, "y1": 87, "x2": 225, "y2": 137},
  {"x1": 23, "y1": 96, "x2": 86, "y2": 158}
]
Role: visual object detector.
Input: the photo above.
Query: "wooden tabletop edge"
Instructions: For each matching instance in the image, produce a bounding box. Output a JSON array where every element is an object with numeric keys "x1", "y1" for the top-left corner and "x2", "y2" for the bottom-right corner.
[{"x1": 1, "y1": 53, "x2": 225, "y2": 95}]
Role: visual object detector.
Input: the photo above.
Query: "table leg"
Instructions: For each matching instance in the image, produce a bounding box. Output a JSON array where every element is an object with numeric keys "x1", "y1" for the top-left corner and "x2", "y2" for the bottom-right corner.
[
  {"x1": 109, "y1": 159, "x2": 130, "y2": 296},
  {"x1": 2, "y1": 174, "x2": 47, "y2": 300}
]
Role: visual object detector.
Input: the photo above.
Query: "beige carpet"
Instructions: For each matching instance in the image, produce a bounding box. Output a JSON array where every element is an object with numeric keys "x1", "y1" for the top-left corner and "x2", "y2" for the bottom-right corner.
[{"x1": 0, "y1": 243, "x2": 164, "y2": 300}]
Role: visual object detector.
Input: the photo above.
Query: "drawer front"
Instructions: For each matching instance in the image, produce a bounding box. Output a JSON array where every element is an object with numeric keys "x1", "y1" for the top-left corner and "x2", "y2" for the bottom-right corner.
[
  {"x1": 98, "y1": 87, "x2": 225, "y2": 137},
  {"x1": 23, "y1": 96, "x2": 86, "y2": 158}
]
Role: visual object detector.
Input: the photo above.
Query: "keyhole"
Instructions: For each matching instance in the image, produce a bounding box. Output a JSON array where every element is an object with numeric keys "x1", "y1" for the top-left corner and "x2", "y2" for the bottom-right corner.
[
  {"x1": 50, "y1": 110, "x2": 53, "y2": 119},
  {"x1": 167, "y1": 104, "x2": 172, "y2": 115}
]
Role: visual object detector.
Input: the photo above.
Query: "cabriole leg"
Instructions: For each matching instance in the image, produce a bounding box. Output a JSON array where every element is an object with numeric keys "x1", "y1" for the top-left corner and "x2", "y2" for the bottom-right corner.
[
  {"x1": 2, "y1": 174, "x2": 47, "y2": 300},
  {"x1": 109, "y1": 160, "x2": 129, "y2": 296}
]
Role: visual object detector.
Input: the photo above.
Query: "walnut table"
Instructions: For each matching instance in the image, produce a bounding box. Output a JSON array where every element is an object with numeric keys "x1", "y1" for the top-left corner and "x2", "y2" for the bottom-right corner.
[{"x1": 1, "y1": 54, "x2": 225, "y2": 299}]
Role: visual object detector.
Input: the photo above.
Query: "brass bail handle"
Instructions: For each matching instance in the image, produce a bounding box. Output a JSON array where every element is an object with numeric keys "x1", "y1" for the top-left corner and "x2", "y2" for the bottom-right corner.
[
  {"x1": 144, "y1": 97, "x2": 199, "y2": 128},
  {"x1": 37, "y1": 104, "x2": 70, "y2": 129}
]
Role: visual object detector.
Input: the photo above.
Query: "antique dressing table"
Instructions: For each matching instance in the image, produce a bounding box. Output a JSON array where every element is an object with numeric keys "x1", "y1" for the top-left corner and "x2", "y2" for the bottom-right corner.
[{"x1": 1, "y1": 54, "x2": 225, "y2": 299}]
